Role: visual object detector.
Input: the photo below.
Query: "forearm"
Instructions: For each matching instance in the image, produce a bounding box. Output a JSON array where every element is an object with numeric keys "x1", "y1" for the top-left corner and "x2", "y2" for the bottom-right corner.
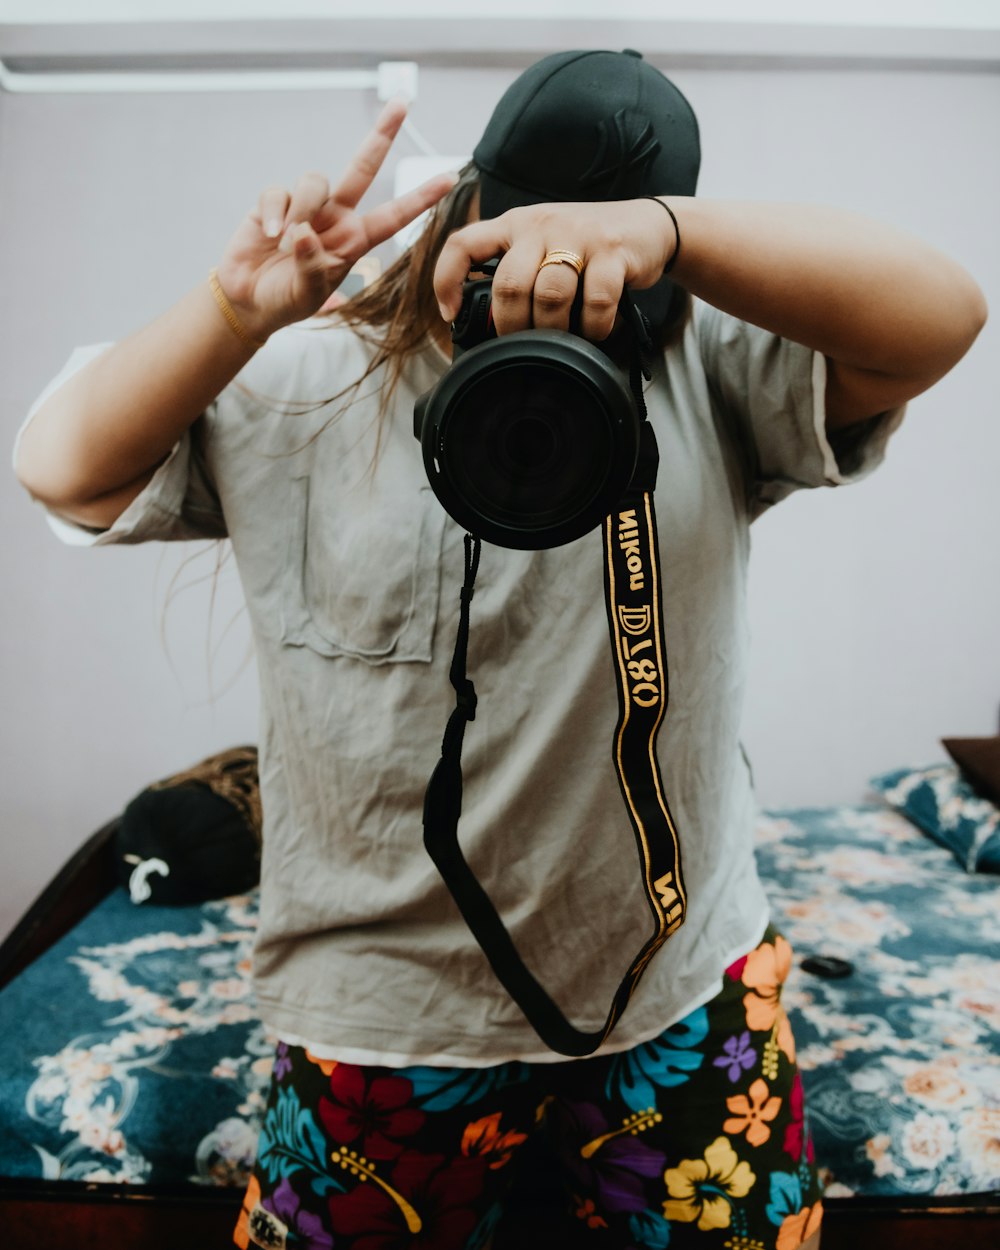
[
  {"x1": 15, "y1": 280, "x2": 257, "y2": 511},
  {"x1": 662, "y1": 197, "x2": 987, "y2": 387},
  {"x1": 435, "y1": 194, "x2": 986, "y2": 417}
]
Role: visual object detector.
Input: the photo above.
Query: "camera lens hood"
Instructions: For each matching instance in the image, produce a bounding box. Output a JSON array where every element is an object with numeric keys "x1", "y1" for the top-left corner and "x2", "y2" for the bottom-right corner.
[{"x1": 415, "y1": 330, "x2": 640, "y2": 550}]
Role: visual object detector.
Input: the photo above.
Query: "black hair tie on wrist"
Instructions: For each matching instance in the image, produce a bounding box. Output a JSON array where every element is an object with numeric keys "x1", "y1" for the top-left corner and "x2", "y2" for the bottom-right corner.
[{"x1": 643, "y1": 196, "x2": 681, "y2": 274}]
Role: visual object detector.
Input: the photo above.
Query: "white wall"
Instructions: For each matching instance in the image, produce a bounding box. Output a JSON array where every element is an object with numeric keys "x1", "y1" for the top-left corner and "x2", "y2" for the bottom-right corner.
[
  {"x1": 1, "y1": 18, "x2": 998, "y2": 939},
  {"x1": 4, "y1": 0, "x2": 1000, "y2": 29}
]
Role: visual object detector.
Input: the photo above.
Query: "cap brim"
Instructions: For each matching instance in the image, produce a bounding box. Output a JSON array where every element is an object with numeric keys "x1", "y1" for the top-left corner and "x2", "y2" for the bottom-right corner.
[{"x1": 476, "y1": 168, "x2": 553, "y2": 222}]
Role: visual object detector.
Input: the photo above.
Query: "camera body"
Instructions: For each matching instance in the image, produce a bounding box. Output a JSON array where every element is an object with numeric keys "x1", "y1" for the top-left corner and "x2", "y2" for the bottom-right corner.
[{"x1": 413, "y1": 265, "x2": 643, "y2": 551}]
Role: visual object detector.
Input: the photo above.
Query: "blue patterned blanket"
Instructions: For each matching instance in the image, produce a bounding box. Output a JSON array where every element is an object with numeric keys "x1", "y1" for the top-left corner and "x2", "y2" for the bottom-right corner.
[
  {"x1": 0, "y1": 892, "x2": 266, "y2": 1187},
  {"x1": 756, "y1": 804, "x2": 999, "y2": 1199},
  {"x1": 0, "y1": 803, "x2": 996, "y2": 1199}
]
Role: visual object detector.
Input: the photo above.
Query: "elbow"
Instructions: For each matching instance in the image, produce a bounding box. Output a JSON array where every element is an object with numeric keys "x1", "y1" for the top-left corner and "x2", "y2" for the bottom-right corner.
[
  {"x1": 947, "y1": 270, "x2": 988, "y2": 367},
  {"x1": 16, "y1": 435, "x2": 155, "y2": 529},
  {"x1": 912, "y1": 273, "x2": 988, "y2": 389},
  {"x1": 14, "y1": 439, "x2": 56, "y2": 507},
  {"x1": 967, "y1": 282, "x2": 989, "y2": 347},
  {"x1": 14, "y1": 415, "x2": 113, "y2": 520},
  {"x1": 14, "y1": 429, "x2": 79, "y2": 512}
]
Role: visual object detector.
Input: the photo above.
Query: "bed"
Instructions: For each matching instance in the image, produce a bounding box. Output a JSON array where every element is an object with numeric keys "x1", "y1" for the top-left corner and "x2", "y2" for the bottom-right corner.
[{"x1": 1, "y1": 759, "x2": 998, "y2": 1249}]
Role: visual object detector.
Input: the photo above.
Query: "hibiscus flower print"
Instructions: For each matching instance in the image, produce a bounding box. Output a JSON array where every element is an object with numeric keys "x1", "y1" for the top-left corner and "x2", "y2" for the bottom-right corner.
[
  {"x1": 741, "y1": 937, "x2": 796, "y2": 1073},
  {"x1": 742, "y1": 936, "x2": 791, "y2": 1032},
  {"x1": 777, "y1": 1201, "x2": 823, "y2": 1250},
  {"x1": 549, "y1": 1099, "x2": 667, "y2": 1215},
  {"x1": 319, "y1": 1065, "x2": 425, "y2": 1161},
  {"x1": 663, "y1": 1135, "x2": 755, "y2": 1232},
  {"x1": 460, "y1": 1112, "x2": 528, "y2": 1170},
  {"x1": 327, "y1": 1149, "x2": 486, "y2": 1250},
  {"x1": 782, "y1": 1072, "x2": 814, "y2": 1163},
  {"x1": 263, "y1": 1176, "x2": 334, "y2": 1250},
  {"x1": 723, "y1": 1078, "x2": 782, "y2": 1148}
]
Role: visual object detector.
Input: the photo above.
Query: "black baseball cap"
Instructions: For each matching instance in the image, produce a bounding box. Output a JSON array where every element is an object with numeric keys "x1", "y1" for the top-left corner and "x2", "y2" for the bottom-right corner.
[
  {"x1": 474, "y1": 49, "x2": 700, "y2": 219},
  {"x1": 472, "y1": 49, "x2": 699, "y2": 329}
]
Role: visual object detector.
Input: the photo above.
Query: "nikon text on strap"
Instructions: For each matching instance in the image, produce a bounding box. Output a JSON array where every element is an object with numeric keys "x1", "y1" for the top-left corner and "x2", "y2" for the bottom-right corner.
[{"x1": 422, "y1": 321, "x2": 686, "y2": 1057}]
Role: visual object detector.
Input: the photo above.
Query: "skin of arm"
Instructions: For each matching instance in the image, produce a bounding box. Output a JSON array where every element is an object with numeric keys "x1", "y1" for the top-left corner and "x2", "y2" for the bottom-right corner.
[
  {"x1": 15, "y1": 286, "x2": 258, "y2": 529},
  {"x1": 663, "y1": 198, "x2": 988, "y2": 430},
  {"x1": 14, "y1": 101, "x2": 457, "y2": 532},
  {"x1": 433, "y1": 196, "x2": 988, "y2": 431}
]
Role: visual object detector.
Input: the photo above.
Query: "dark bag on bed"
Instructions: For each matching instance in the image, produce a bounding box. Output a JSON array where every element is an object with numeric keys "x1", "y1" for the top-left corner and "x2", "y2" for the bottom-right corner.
[{"x1": 115, "y1": 746, "x2": 262, "y2": 905}]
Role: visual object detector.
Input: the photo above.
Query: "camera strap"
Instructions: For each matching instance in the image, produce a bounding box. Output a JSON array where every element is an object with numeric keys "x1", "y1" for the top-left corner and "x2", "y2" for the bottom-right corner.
[{"x1": 423, "y1": 331, "x2": 686, "y2": 1058}]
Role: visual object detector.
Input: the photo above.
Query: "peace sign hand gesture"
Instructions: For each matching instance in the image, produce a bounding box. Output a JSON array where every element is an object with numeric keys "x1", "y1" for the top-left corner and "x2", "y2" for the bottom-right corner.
[{"x1": 214, "y1": 100, "x2": 456, "y2": 344}]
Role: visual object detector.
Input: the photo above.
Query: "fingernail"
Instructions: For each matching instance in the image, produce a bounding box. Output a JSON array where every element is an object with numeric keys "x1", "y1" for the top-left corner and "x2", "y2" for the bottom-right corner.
[
  {"x1": 438, "y1": 302, "x2": 451, "y2": 322},
  {"x1": 278, "y1": 227, "x2": 296, "y2": 254},
  {"x1": 264, "y1": 218, "x2": 283, "y2": 239}
]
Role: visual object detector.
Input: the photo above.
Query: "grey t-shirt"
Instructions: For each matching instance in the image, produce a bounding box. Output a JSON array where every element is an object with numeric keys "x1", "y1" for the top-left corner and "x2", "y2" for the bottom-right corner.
[{"x1": 25, "y1": 302, "x2": 901, "y2": 1065}]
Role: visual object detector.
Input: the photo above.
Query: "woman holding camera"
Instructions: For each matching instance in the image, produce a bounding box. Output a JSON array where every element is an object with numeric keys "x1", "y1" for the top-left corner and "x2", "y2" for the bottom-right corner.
[{"x1": 16, "y1": 50, "x2": 984, "y2": 1250}]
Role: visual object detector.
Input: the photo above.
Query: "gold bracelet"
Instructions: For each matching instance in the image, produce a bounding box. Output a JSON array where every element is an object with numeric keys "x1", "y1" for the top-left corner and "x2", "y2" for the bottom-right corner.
[{"x1": 207, "y1": 269, "x2": 266, "y2": 350}]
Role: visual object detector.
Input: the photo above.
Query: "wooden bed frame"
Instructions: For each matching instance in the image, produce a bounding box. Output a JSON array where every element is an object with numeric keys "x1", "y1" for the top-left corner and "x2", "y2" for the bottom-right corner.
[{"x1": 1, "y1": 823, "x2": 998, "y2": 1250}]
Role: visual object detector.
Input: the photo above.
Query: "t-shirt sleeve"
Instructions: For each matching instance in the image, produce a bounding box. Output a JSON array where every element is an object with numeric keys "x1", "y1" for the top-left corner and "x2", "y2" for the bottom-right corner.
[
  {"x1": 15, "y1": 344, "x2": 227, "y2": 547},
  {"x1": 694, "y1": 301, "x2": 905, "y2": 518}
]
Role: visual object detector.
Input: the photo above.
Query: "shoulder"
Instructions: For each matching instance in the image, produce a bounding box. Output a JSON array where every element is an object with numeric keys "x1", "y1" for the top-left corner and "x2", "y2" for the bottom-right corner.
[
  {"x1": 232, "y1": 316, "x2": 380, "y2": 405},
  {"x1": 688, "y1": 299, "x2": 772, "y2": 356},
  {"x1": 683, "y1": 298, "x2": 814, "y2": 394}
]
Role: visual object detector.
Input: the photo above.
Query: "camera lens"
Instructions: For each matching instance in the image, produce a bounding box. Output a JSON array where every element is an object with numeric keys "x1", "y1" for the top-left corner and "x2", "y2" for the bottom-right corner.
[
  {"x1": 442, "y1": 361, "x2": 615, "y2": 534},
  {"x1": 417, "y1": 330, "x2": 640, "y2": 549},
  {"x1": 501, "y1": 415, "x2": 556, "y2": 474}
]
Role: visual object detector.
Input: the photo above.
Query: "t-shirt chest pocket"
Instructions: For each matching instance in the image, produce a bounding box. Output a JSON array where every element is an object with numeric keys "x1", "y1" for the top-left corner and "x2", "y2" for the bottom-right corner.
[{"x1": 281, "y1": 474, "x2": 446, "y2": 664}]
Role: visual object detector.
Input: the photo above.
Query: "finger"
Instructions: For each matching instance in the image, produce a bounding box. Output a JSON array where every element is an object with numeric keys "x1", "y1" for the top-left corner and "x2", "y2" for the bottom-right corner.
[
  {"x1": 489, "y1": 244, "x2": 547, "y2": 335},
  {"x1": 434, "y1": 216, "x2": 518, "y2": 321},
  {"x1": 530, "y1": 258, "x2": 583, "y2": 332},
  {"x1": 577, "y1": 254, "x2": 626, "y2": 341},
  {"x1": 286, "y1": 223, "x2": 341, "y2": 303},
  {"x1": 258, "y1": 185, "x2": 292, "y2": 239},
  {"x1": 330, "y1": 98, "x2": 408, "y2": 211},
  {"x1": 282, "y1": 172, "x2": 332, "y2": 237},
  {"x1": 357, "y1": 170, "x2": 459, "y2": 252}
]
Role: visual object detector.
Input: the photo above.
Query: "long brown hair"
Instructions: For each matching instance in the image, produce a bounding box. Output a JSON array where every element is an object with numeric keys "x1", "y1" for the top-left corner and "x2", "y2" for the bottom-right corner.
[
  {"x1": 329, "y1": 162, "x2": 689, "y2": 402},
  {"x1": 327, "y1": 161, "x2": 481, "y2": 406}
]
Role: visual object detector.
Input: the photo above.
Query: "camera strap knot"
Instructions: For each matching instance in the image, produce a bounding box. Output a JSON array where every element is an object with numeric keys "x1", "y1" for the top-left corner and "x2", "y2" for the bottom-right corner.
[{"x1": 454, "y1": 683, "x2": 478, "y2": 719}]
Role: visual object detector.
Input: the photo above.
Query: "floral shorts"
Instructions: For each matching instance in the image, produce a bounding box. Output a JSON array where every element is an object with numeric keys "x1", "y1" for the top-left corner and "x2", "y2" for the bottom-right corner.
[{"x1": 234, "y1": 928, "x2": 822, "y2": 1250}]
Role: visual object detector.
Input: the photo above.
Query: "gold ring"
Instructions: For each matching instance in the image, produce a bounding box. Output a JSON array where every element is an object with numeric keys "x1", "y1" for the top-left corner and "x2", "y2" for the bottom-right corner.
[{"x1": 537, "y1": 249, "x2": 585, "y2": 276}]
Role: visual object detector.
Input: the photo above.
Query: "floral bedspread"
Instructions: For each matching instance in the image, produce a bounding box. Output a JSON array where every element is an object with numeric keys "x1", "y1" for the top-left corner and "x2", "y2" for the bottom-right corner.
[
  {"x1": 755, "y1": 803, "x2": 1000, "y2": 1199},
  {"x1": 0, "y1": 891, "x2": 268, "y2": 1187},
  {"x1": 0, "y1": 802, "x2": 997, "y2": 1200}
]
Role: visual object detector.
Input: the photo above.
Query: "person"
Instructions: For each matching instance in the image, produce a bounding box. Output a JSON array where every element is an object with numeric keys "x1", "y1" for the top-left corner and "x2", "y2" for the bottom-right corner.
[{"x1": 15, "y1": 48, "x2": 985, "y2": 1250}]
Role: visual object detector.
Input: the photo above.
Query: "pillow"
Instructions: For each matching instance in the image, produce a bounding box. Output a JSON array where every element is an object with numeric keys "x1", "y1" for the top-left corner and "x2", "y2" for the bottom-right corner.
[
  {"x1": 942, "y1": 734, "x2": 1000, "y2": 807},
  {"x1": 115, "y1": 746, "x2": 262, "y2": 904},
  {"x1": 870, "y1": 763, "x2": 1000, "y2": 874}
]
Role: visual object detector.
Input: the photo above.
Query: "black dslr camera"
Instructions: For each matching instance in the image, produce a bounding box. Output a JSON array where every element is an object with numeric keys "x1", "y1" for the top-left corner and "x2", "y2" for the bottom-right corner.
[{"x1": 413, "y1": 261, "x2": 645, "y2": 550}]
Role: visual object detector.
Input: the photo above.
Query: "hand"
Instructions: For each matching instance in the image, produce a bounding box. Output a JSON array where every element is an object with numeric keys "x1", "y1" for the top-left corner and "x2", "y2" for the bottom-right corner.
[
  {"x1": 214, "y1": 100, "x2": 457, "y2": 342},
  {"x1": 433, "y1": 199, "x2": 677, "y2": 342}
]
